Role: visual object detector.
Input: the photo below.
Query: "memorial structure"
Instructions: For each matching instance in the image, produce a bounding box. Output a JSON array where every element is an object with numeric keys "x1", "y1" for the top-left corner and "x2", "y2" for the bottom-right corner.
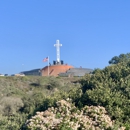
[
  {"x1": 21, "y1": 40, "x2": 93, "y2": 77},
  {"x1": 41, "y1": 40, "x2": 73, "y2": 76}
]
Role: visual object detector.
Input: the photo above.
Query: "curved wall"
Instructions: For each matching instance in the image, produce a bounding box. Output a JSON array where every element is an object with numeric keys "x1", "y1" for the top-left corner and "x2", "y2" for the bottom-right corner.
[{"x1": 41, "y1": 64, "x2": 73, "y2": 76}]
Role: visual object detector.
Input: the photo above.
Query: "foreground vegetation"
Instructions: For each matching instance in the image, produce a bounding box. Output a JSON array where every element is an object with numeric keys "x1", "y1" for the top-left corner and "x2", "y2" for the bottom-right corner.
[
  {"x1": 0, "y1": 76, "x2": 80, "y2": 129},
  {"x1": 79, "y1": 62, "x2": 130, "y2": 129},
  {"x1": 0, "y1": 53, "x2": 130, "y2": 129},
  {"x1": 25, "y1": 99, "x2": 114, "y2": 129}
]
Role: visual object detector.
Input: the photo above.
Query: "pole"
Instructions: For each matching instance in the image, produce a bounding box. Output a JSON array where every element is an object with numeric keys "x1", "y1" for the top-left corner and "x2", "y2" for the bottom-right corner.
[{"x1": 48, "y1": 56, "x2": 49, "y2": 76}]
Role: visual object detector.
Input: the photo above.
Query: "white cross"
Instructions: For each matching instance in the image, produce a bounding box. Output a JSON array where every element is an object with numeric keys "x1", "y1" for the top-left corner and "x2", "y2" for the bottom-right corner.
[{"x1": 54, "y1": 40, "x2": 62, "y2": 63}]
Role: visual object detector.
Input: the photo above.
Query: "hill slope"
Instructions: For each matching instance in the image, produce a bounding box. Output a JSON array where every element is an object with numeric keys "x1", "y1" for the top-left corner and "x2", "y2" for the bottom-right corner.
[{"x1": 0, "y1": 62, "x2": 130, "y2": 129}]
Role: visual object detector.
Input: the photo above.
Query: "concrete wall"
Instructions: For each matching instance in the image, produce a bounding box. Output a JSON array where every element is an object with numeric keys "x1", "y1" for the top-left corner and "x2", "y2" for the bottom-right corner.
[{"x1": 41, "y1": 65, "x2": 73, "y2": 76}]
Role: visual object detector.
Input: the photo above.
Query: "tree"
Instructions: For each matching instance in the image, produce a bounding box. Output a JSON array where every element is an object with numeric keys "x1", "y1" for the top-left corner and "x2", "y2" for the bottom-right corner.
[
  {"x1": 109, "y1": 53, "x2": 130, "y2": 64},
  {"x1": 79, "y1": 61, "x2": 130, "y2": 127}
]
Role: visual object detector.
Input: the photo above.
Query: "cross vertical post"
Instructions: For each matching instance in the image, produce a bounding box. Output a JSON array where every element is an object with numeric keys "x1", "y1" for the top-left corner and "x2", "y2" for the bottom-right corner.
[{"x1": 54, "y1": 40, "x2": 62, "y2": 64}]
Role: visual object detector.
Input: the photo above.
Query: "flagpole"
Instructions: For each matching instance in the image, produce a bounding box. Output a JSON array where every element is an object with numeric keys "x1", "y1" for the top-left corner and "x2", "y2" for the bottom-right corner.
[{"x1": 48, "y1": 56, "x2": 49, "y2": 76}]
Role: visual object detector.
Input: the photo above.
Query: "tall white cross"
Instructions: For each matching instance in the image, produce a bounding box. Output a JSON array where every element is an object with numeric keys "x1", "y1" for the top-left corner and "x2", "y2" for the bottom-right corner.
[{"x1": 54, "y1": 40, "x2": 62, "y2": 63}]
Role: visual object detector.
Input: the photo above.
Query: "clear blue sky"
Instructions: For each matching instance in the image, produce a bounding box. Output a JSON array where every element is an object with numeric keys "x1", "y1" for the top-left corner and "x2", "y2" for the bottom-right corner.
[{"x1": 0, "y1": 0, "x2": 130, "y2": 75}]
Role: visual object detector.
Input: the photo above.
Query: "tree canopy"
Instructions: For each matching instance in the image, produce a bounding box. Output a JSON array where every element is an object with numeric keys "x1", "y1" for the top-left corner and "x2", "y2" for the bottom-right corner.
[
  {"x1": 109, "y1": 53, "x2": 130, "y2": 64},
  {"x1": 79, "y1": 61, "x2": 130, "y2": 128}
]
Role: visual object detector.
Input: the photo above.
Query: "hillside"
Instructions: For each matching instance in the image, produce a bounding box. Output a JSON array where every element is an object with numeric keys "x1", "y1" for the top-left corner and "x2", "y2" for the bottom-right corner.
[
  {"x1": 0, "y1": 62, "x2": 130, "y2": 129},
  {"x1": 0, "y1": 76, "x2": 80, "y2": 130}
]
